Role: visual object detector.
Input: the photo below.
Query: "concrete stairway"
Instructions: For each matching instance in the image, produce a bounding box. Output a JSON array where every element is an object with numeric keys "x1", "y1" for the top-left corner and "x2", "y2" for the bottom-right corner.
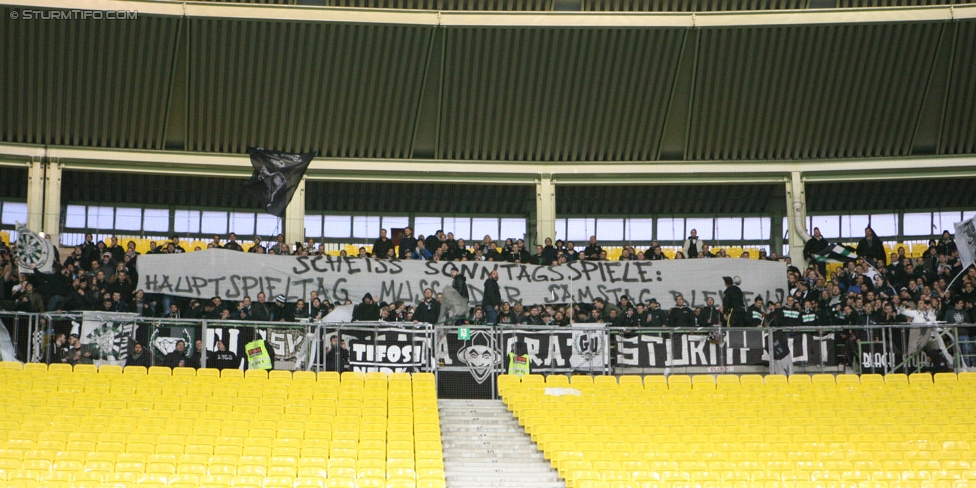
[{"x1": 439, "y1": 399, "x2": 565, "y2": 488}]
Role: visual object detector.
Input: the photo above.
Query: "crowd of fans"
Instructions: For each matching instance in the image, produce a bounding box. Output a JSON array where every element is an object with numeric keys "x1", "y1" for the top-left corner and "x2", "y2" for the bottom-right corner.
[{"x1": 1, "y1": 227, "x2": 973, "y2": 337}]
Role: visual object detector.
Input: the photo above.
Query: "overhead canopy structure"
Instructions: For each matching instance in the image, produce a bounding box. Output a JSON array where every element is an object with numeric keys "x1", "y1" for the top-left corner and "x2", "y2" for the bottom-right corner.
[{"x1": 1, "y1": 0, "x2": 974, "y2": 162}]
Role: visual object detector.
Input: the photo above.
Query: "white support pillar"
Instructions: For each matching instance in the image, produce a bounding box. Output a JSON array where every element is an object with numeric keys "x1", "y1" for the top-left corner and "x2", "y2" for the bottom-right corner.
[
  {"x1": 785, "y1": 171, "x2": 811, "y2": 267},
  {"x1": 43, "y1": 159, "x2": 62, "y2": 244},
  {"x1": 26, "y1": 158, "x2": 44, "y2": 231},
  {"x1": 535, "y1": 174, "x2": 556, "y2": 247},
  {"x1": 284, "y1": 177, "x2": 306, "y2": 247}
]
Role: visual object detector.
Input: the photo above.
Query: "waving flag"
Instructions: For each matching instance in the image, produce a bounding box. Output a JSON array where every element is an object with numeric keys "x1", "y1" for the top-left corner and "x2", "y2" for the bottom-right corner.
[
  {"x1": 14, "y1": 223, "x2": 56, "y2": 273},
  {"x1": 815, "y1": 244, "x2": 859, "y2": 264},
  {"x1": 244, "y1": 148, "x2": 316, "y2": 217},
  {"x1": 955, "y1": 217, "x2": 976, "y2": 270}
]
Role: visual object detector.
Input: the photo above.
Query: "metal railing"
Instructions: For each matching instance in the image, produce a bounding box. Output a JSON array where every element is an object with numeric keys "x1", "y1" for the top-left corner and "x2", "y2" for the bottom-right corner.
[{"x1": 1, "y1": 311, "x2": 973, "y2": 400}]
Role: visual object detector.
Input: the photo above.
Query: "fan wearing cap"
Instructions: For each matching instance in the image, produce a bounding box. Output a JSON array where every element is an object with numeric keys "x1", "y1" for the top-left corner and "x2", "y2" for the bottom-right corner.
[
  {"x1": 269, "y1": 294, "x2": 292, "y2": 322},
  {"x1": 352, "y1": 293, "x2": 381, "y2": 322}
]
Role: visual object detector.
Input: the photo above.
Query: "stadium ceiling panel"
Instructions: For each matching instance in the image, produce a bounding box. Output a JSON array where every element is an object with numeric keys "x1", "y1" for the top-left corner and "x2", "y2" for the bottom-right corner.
[
  {"x1": 187, "y1": 0, "x2": 962, "y2": 10},
  {"x1": 0, "y1": 167, "x2": 27, "y2": 199},
  {"x1": 806, "y1": 177, "x2": 976, "y2": 213},
  {"x1": 0, "y1": 2, "x2": 974, "y2": 162},
  {"x1": 556, "y1": 184, "x2": 785, "y2": 215},
  {"x1": 61, "y1": 171, "x2": 263, "y2": 209},
  {"x1": 305, "y1": 181, "x2": 535, "y2": 214}
]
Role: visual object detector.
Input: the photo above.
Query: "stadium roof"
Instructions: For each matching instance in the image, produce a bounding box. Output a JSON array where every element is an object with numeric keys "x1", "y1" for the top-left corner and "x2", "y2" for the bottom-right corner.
[{"x1": 0, "y1": 1, "x2": 974, "y2": 163}]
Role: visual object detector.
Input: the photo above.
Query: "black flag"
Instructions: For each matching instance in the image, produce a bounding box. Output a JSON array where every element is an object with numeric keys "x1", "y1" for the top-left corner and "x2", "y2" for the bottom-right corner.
[{"x1": 244, "y1": 148, "x2": 315, "y2": 217}]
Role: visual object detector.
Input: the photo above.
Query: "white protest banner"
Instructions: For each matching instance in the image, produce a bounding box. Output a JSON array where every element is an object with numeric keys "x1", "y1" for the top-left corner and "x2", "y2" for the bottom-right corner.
[
  {"x1": 955, "y1": 216, "x2": 976, "y2": 270},
  {"x1": 137, "y1": 249, "x2": 787, "y2": 312}
]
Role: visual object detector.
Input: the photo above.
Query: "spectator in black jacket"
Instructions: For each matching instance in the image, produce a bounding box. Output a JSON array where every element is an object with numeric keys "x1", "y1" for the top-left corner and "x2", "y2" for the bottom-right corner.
[
  {"x1": 483, "y1": 270, "x2": 502, "y2": 324},
  {"x1": 352, "y1": 293, "x2": 381, "y2": 321},
  {"x1": 667, "y1": 295, "x2": 696, "y2": 328},
  {"x1": 803, "y1": 227, "x2": 830, "y2": 271},
  {"x1": 372, "y1": 229, "x2": 394, "y2": 259},
  {"x1": 398, "y1": 227, "x2": 417, "y2": 260},
  {"x1": 324, "y1": 336, "x2": 350, "y2": 372},
  {"x1": 211, "y1": 340, "x2": 239, "y2": 370},
  {"x1": 856, "y1": 227, "x2": 887, "y2": 266},
  {"x1": 124, "y1": 342, "x2": 152, "y2": 368},
  {"x1": 414, "y1": 288, "x2": 441, "y2": 324},
  {"x1": 162, "y1": 340, "x2": 188, "y2": 368}
]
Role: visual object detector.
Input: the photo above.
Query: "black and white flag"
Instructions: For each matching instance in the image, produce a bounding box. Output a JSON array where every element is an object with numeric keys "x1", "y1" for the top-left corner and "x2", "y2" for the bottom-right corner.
[
  {"x1": 244, "y1": 148, "x2": 316, "y2": 218},
  {"x1": 955, "y1": 217, "x2": 976, "y2": 270},
  {"x1": 15, "y1": 223, "x2": 56, "y2": 274},
  {"x1": 815, "y1": 244, "x2": 859, "y2": 264}
]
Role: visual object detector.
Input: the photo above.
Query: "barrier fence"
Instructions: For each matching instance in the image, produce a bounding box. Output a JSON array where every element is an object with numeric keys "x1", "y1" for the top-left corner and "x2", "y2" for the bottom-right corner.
[{"x1": 1, "y1": 311, "x2": 973, "y2": 399}]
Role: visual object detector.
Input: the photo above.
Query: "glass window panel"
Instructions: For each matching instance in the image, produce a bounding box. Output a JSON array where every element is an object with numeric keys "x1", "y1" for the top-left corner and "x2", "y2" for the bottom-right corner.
[
  {"x1": 229, "y1": 212, "x2": 256, "y2": 236},
  {"x1": 626, "y1": 218, "x2": 654, "y2": 241},
  {"x1": 656, "y1": 218, "x2": 685, "y2": 242},
  {"x1": 256, "y1": 214, "x2": 282, "y2": 237},
  {"x1": 554, "y1": 219, "x2": 567, "y2": 242},
  {"x1": 840, "y1": 215, "x2": 870, "y2": 239},
  {"x1": 809, "y1": 215, "x2": 839, "y2": 239},
  {"x1": 742, "y1": 217, "x2": 771, "y2": 240},
  {"x1": 143, "y1": 209, "x2": 170, "y2": 233},
  {"x1": 963, "y1": 211, "x2": 976, "y2": 221},
  {"x1": 471, "y1": 218, "x2": 500, "y2": 241},
  {"x1": 323, "y1": 215, "x2": 351, "y2": 238},
  {"x1": 934, "y1": 211, "x2": 962, "y2": 234},
  {"x1": 870, "y1": 214, "x2": 898, "y2": 237},
  {"x1": 596, "y1": 219, "x2": 624, "y2": 241},
  {"x1": 64, "y1": 205, "x2": 87, "y2": 228},
  {"x1": 783, "y1": 217, "x2": 789, "y2": 240},
  {"x1": 442, "y1": 217, "x2": 471, "y2": 241},
  {"x1": 565, "y1": 218, "x2": 596, "y2": 242},
  {"x1": 174, "y1": 210, "x2": 200, "y2": 234},
  {"x1": 115, "y1": 207, "x2": 143, "y2": 231},
  {"x1": 382, "y1": 216, "x2": 410, "y2": 233},
  {"x1": 304, "y1": 215, "x2": 323, "y2": 239},
  {"x1": 87, "y1": 206, "x2": 114, "y2": 230},
  {"x1": 500, "y1": 218, "x2": 526, "y2": 241},
  {"x1": 903, "y1": 212, "x2": 932, "y2": 236},
  {"x1": 59, "y1": 233, "x2": 86, "y2": 247},
  {"x1": 1, "y1": 202, "x2": 28, "y2": 227},
  {"x1": 715, "y1": 218, "x2": 742, "y2": 241},
  {"x1": 414, "y1": 217, "x2": 441, "y2": 239},
  {"x1": 201, "y1": 211, "x2": 229, "y2": 235},
  {"x1": 353, "y1": 216, "x2": 381, "y2": 239},
  {"x1": 685, "y1": 218, "x2": 713, "y2": 240}
]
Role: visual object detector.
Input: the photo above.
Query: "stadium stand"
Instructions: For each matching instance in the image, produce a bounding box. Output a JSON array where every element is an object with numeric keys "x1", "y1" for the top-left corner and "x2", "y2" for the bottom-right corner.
[
  {"x1": 0, "y1": 362, "x2": 445, "y2": 488},
  {"x1": 502, "y1": 372, "x2": 976, "y2": 488}
]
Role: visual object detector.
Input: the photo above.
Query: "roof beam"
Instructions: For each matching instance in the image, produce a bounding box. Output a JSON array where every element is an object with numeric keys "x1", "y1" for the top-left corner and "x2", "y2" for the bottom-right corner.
[
  {"x1": 2, "y1": 0, "x2": 973, "y2": 27},
  {"x1": 8, "y1": 143, "x2": 976, "y2": 185}
]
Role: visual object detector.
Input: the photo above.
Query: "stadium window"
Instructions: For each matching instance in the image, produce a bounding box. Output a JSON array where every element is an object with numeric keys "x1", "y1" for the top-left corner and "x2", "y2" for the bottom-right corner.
[
  {"x1": 414, "y1": 217, "x2": 441, "y2": 238},
  {"x1": 964, "y1": 211, "x2": 976, "y2": 220},
  {"x1": 256, "y1": 214, "x2": 282, "y2": 237},
  {"x1": 565, "y1": 218, "x2": 596, "y2": 242},
  {"x1": 229, "y1": 212, "x2": 256, "y2": 236},
  {"x1": 114, "y1": 207, "x2": 143, "y2": 232},
  {"x1": 625, "y1": 218, "x2": 654, "y2": 241},
  {"x1": 60, "y1": 233, "x2": 84, "y2": 247},
  {"x1": 1, "y1": 202, "x2": 28, "y2": 227},
  {"x1": 87, "y1": 206, "x2": 115, "y2": 230},
  {"x1": 323, "y1": 215, "x2": 351, "y2": 238},
  {"x1": 304, "y1": 215, "x2": 323, "y2": 239},
  {"x1": 934, "y1": 211, "x2": 962, "y2": 233},
  {"x1": 840, "y1": 215, "x2": 870, "y2": 239},
  {"x1": 554, "y1": 219, "x2": 567, "y2": 242},
  {"x1": 442, "y1": 217, "x2": 471, "y2": 241},
  {"x1": 174, "y1": 210, "x2": 201, "y2": 234},
  {"x1": 714, "y1": 218, "x2": 742, "y2": 241},
  {"x1": 64, "y1": 205, "x2": 87, "y2": 228},
  {"x1": 472, "y1": 218, "x2": 500, "y2": 241},
  {"x1": 201, "y1": 211, "x2": 229, "y2": 235},
  {"x1": 783, "y1": 217, "x2": 789, "y2": 239},
  {"x1": 143, "y1": 209, "x2": 170, "y2": 233},
  {"x1": 353, "y1": 216, "x2": 381, "y2": 239},
  {"x1": 686, "y1": 218, "x2": 713, "y2": 240},
  {"x1": 870, "y1": 214, "x2": 898, "y2": 237},
  {"x1": 742, "y1": 217, "x2": 771, "y2": 240},
  {"x1": 656, "y1": 218, "x2": 684, "y2": 242},
  {"x1": 381, "y1": 216, "x2": 410, "y2": 233},
  {"x1": 809, "y1": 215, "x2": 839, "y2": 239},
  {"x1": 500, "y1": 218, "x2": 526, "y2": 241},
  {"x1": 596, "y1": 219, "x2": 624, "y2": 241},
  {"x1": 903, "y1": 212, "x2": 932, "y2": 236}
]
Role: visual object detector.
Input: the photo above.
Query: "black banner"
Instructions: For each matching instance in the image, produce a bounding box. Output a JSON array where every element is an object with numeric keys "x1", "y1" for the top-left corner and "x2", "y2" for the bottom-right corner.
[{"x1": 314, "y1": 324, "x2": 432, "y2": 374}]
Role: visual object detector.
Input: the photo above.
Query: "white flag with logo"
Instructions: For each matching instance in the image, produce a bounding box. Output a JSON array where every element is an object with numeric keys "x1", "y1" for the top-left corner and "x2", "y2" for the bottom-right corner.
[
  {"x1": 955, "y1": 216, "x2": 976, "y2": 269},
  {"x1": 14, "y1": 223, "x2": 56, "y2": 274}
]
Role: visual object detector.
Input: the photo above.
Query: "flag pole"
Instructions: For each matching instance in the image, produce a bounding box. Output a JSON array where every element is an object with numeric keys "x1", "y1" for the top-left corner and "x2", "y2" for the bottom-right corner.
[{"x1": 944, "y1": 263, "x2": 975, "y2": 296}]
